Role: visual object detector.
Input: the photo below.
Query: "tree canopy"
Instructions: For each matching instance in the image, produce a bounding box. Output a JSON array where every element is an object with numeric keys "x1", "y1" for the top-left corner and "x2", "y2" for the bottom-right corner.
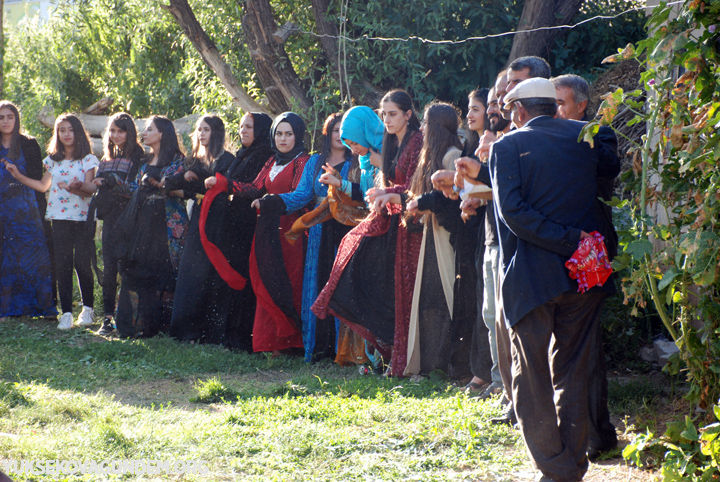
[{"x1": 5, "y1": 0, "x2": 645, "y2": 146}]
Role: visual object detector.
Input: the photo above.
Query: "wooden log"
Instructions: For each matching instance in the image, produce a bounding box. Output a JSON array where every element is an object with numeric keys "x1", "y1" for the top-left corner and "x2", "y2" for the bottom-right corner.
[
  {"x1": 82, "y1": 97, "x2": 114, "y2": 115},
  {"x1": 38, "y1": 111, "x2": 201, "y2": 137},
  {"x1": 90, "y1": 137, "x2": 151, "y2": 159},
  {"x1": 273, "y1": 21, "x2": 299, "y2": 44},
  {"x1": 37, "y1": 106, "x2": 55, "y2": 129},
  {"x1": 91, "y1": 137, "x2": 103, "y2": 158}
]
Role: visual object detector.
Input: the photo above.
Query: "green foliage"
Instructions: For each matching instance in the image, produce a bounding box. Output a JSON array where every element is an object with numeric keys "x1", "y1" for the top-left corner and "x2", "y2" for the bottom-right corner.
[
  {"x1": 583, "y1": 0, "x2": 720, "y2": 477},
  {"x1": 4, "y1": 0, "x2": 195, "y2": 146},
  {"x1": 343, "y1": 0, "x2": 521, "y2": 107},
  {"x1": 549, "y1": 0, "x2": 646, "y2": 79},
  {"x1": 4, "y1": 0, "x2": 647, "y2": 149},
  {"x1": 623, "y1": 407, "x2": 720, "y2": 480},
  {"x1": 607, "y1": 378, "x2": 663, "y2": 413},
  {"x1": 587, "y1": 0, "x2": 720, "y2": 412}
]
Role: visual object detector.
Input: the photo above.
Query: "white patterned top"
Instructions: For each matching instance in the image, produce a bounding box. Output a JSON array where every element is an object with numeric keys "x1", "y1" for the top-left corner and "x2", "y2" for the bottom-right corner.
[{"x1": 43, "y1": 154, "x2": 99, "y2": 221}]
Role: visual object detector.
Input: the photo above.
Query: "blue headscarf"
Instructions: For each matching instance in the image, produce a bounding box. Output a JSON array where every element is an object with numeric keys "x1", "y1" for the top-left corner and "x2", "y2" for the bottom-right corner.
[{"x1": 339, "y1": 106, "x2": 384, "y2": 192}]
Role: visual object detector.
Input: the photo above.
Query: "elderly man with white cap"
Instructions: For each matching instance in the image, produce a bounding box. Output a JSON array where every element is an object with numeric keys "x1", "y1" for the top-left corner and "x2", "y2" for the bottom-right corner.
[{"x1": 489, "y1": 77, "x2": 616, "y2": 482}]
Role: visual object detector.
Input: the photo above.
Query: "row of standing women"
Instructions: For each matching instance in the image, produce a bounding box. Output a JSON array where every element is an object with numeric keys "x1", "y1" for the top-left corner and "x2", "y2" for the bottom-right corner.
[{"x1": 0, "y1": 88, "x2": 494, "y2": 381}]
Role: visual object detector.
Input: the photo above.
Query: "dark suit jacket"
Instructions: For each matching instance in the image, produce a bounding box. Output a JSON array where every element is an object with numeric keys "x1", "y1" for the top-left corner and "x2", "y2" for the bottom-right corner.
[
  {"x1": 489, "y1": 116, "x2": 615, "y2": 328},
  {"x1": 594, "y1": 126, "x2": 620, "y2": 259}
]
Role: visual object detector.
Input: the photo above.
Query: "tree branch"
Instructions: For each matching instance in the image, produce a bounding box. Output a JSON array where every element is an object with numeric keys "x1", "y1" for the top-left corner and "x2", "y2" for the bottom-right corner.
[{"x1": 162, "y1": 0, "x2": 271, "y2": 115}]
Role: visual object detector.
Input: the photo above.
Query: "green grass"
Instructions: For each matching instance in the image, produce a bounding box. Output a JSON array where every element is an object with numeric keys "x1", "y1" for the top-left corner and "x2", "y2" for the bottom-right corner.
[{"x1": 0, "y1": 317, "x2": 526, "y2": 481}]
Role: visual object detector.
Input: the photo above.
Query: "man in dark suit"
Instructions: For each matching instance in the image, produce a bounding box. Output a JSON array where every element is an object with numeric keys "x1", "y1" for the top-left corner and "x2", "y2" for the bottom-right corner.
[
  {"x1": 489, "y1": 77, "x2": 615, "y2": 482},
  {"x1": 553, "y1": 74, "x2": 620, "y2": 461}
]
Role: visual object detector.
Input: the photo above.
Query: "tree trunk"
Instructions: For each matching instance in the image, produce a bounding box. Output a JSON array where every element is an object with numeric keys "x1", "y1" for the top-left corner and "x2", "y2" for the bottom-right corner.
[
  {"x1": 508, "y1": 0, "x2": 583, "y2": 62},
  {"x1": 162, "y1": 0, "x2": 270, "y2": 115},
  {"x1": 311, "y1": 0, "x2": 381, "y2": 107},
  {"x1": 242, "y1": 0, "x2": 312, "y2": 114}
]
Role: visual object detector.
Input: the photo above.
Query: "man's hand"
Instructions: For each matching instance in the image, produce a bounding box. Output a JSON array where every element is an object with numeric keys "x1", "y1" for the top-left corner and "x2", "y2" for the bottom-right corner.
[{"x1": 455, "y1": 156, "x2": 482, "y2": 180}]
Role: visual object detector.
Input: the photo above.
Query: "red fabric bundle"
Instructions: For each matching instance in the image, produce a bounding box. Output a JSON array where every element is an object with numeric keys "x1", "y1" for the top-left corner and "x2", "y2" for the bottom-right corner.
[
  {"x1": 565, "y1": 231, "x2": 612, "y2": 293},
  {"x1": 198, "y1": 173, "x2": 247, "y2": 290}
]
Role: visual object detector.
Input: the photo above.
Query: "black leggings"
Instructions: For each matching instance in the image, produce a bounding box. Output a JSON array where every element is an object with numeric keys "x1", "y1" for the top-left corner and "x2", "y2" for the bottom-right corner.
[
  {"x1": 101, "y1": 212, "x2": 121, "y2": 316},
  {"x1": 52, "y1": 220, "x2": 94, "y2": 313}
]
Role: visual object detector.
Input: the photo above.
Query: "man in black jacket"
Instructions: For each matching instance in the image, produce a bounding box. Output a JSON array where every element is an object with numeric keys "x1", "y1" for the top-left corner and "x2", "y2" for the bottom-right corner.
[
  {"x1": 553, "y1": 74, "x2": 620, "y2": 460},
  {"x1": 490, "y1": 77, "x2": 616, "y2": 482}
]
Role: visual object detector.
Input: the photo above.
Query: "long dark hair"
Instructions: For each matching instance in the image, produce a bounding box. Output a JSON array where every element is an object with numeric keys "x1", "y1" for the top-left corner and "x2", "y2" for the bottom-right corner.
[
  {"x1": 314, "y1": 112, "x2": 353, "y2": 178},
  {"x1": 464, "y1": 88, "x2": 489, "y2": 155},
  {"x1": 187, "y1": 115, "x2": 225, "y2": 169},
  {"x1": 103, "y1": 112, "x2": 143, "y2": 161},
  {"x1": 0, "y1": 101, "x2": 21, "y2": 161},
  {"x1": 48, "y1": 114, "x2": 92, "y2": 162},
  {"x1": 145, "y1": 115, "x2": 184, "y2": 168},
  {"x1": 380, "y1": 89, "x2": 421, "y2": 187},
  {"x1": 409, "y1": 102, "x2": 462, "y2": 196}
]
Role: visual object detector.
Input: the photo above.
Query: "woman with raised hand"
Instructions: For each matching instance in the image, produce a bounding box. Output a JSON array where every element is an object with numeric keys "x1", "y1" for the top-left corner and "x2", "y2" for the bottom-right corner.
[
  {"x1": 6, "y1": 113, "x2": 98, "y2": 330},
  {"x1": 114, "y1": 116, "x2": 188, "y2": 338},
  {"x1": 312, "y1": 89, "x2": 425, "y2": 376},
  {"x1": 214, "y1": 112, "x2": 310, "y2": 355},
  {"x1": 374, "y1": 102, "x2": 477, "y2": 379},
  {"x1": 91, "y1": 113, "x2": 144, "y2": 335},
  {"x1": 0, "y1": 101, "x2": 56, "y2": 321}
]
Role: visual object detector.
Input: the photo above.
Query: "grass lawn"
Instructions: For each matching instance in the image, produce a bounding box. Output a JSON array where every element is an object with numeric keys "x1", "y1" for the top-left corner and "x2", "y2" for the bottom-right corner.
[{"x1": 0, "y1": 317, "x2": 666, "y2": 481}]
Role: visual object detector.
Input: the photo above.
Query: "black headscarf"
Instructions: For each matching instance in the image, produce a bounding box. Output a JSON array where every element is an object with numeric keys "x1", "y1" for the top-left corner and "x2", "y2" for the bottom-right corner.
[
  {"x1": 232, "y1": 112, "x2": 273, "y2": 182},
  {"x1": 236, "y1": 112, "x2": 273, "y2": 163},
  {"x1": 270, "y1": 112, "x2": 306, "y2": 165}
]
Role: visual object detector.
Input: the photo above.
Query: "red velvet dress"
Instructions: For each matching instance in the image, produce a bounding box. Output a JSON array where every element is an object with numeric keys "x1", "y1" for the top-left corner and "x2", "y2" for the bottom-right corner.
[
  {"x1": 312, "y1": 131, "x2": 423, "y2": 375},
  {"x1": 230, "y1": 153, "x2": 309, "y2": 352}
]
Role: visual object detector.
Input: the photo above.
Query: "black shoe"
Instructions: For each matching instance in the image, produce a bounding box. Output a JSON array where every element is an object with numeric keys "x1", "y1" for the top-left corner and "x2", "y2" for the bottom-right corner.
[
  {"x1": 97, "y1": 317, "x2": 116, "y2": 335},
  {"x1": 587, "y1": 438, "x2": 619, "y2": 461},
  {"x1": 490, "y1": 406, "x2": 517, "y2": 426}
]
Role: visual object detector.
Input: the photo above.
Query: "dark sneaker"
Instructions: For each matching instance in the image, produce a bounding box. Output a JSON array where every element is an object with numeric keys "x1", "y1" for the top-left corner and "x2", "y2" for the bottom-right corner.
[{"x1": 97, "y1": 317, "x2": 115, "y2": 335}]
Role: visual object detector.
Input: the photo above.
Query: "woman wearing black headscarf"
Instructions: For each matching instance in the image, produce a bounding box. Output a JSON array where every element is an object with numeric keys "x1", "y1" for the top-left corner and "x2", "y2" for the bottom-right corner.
[
  {"x1": 215, "y1": 112, "x2": 310, "y2": 354},
  {"x1": 167, "y1": 113, "x2": 272, "y2": 349}
]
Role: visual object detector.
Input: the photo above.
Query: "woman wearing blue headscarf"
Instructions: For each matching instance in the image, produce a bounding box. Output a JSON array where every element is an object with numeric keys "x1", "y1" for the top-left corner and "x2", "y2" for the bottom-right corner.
[
  {"x1": 313, "y1": 91, "x2": 425, "y2": 376},
  {"x1": 338, "y1": 106, "x2": 384, "y2": 193}
]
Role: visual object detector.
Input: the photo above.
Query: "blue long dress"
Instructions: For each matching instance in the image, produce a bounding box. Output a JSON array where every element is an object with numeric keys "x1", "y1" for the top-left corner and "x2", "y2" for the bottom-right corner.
[
  {"x1": 280, "y1": 153, "x2": 361, "y2": 361},
  {"x1": 0, "y1": 147, "x2": 56, "y2": 318}
]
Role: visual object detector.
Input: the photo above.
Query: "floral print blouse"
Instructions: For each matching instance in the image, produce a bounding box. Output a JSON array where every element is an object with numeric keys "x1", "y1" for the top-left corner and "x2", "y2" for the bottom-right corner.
[{"x1": 43, "y1": 154, "x2": 99, "y2": 221}]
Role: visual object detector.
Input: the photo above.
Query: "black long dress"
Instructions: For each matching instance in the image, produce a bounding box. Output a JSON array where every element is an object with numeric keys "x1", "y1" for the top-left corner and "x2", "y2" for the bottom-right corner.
[
  {"x1": 114, "y1": 157, "x2": 189, "y2": 338},
  {"x1": 168, "y1": 114, "x2": 273, "y2": 349},
  {"x1": 168, "y1": 152, "x2": 253, "y2": 348},
  {"x1": 414, "y1": 190, "x2": 480, "y2": 379}
]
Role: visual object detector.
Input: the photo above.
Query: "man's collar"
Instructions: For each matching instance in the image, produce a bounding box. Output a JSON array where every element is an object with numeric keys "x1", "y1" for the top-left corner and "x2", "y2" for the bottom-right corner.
[{"x1": 524, "y1": 115, "x2": 552, "y2": 127}]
